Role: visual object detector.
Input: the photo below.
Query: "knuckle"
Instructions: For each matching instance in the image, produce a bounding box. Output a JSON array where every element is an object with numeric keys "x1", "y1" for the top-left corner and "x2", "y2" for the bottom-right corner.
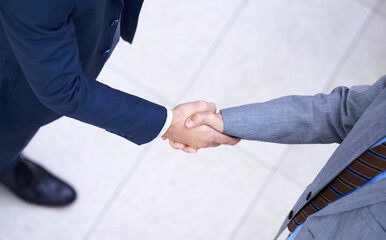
[
  {"x1": 197, "y1": 100, "x2": 207, "y2": 108},
  {"x1": 194, "y1": 113, "x2": 203, "y2": 121}
]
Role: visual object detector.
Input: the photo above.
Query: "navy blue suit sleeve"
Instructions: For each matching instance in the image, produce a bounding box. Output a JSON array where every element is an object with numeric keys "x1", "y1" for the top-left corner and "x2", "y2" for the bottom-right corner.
[{"x1": 0, "y1": 0, "x2": 167, "y2": 145}]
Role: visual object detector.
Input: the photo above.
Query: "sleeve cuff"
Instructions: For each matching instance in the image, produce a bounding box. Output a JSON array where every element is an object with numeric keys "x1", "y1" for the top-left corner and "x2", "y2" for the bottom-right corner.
[{"x1": 157, "y1": 109, "x2": 173, "y2": 138}]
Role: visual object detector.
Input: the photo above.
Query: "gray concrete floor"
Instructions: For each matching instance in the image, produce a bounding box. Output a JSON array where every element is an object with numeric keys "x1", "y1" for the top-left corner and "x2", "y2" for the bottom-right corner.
[{"x1": 1, "y1": 0, "x2": 385, "y2": 239}]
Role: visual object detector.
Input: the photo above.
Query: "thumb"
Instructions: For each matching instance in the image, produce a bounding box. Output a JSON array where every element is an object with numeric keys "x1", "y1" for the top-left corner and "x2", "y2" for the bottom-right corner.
[
  {"x1": 213, "y1": 132, "x2": 241, "y2": 146},
  {"x1": 194, "y1": 101, "x2": 217, "y2": 113},
  {"x1": 185, "y1": 112, "x2": 224, "y2": 132}
]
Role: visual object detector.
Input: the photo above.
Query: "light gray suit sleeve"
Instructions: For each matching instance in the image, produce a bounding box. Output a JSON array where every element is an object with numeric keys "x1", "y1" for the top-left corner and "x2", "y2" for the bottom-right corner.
[{"x1": 220, "y1": 75, "x2": 386, "y2": 144}]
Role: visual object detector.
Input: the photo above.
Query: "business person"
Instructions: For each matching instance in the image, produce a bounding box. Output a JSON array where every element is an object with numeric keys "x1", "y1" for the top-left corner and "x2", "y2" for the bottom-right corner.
[
  {"x1": 0, "y1": 0, "x2": 239, "y2": 206},
  {"x1": 175, "y1": 76, "x2": 386, "y2": 239}
]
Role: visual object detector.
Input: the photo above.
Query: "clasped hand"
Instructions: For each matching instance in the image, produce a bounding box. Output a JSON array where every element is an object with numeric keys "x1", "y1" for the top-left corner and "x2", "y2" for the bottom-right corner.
[{"x1": 161, "y1": 101, "x2": 240, "y2": 153}]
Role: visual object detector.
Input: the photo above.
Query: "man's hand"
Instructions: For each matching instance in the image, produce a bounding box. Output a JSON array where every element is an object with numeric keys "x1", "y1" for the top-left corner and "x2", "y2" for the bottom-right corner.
[
  {"x1": 162, "y1": 101, "x2": 240, "y2": 153},
  {"x1": 185, "y1": 111, "x2": 224, "y2": 133}
]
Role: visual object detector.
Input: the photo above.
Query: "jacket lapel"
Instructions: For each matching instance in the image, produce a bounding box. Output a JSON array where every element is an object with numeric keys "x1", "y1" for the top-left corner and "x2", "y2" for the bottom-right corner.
[
  {"x1": 312, "y1": 178, "x2": 386, "y2": 217},
  {"x1": 275, "y1": 88, "x2": 386, "y2": 239},
  {"x1": 311, "y1": 97, "x2": 386, "y2": 196}
]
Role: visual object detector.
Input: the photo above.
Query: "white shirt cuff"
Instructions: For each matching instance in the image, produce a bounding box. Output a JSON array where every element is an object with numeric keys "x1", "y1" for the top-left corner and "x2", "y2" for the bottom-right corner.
[{"x1": 157, "y1": 109, "x2": 173, "y2": 138}]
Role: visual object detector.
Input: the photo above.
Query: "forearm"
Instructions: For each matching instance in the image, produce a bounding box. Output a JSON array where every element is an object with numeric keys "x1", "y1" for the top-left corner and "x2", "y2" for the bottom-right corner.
[
  {"x1": 42, "y1": 73, "x2": 167, "y2": 145},
  {"x1": 221, "y1": 76, "x2": 386, "y2": 144}
]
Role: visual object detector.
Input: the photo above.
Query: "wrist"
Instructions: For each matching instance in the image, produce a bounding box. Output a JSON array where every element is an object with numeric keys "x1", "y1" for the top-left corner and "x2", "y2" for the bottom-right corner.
[
  {"x1": 158, "y1": 108, "x2": 173, "y2": 138},
  {"x1": 215, "y1": 113, "x2": 225, "y2": 132},
  {"x1": 162, "y1": 108, "x2": 182, "y2": 140}
]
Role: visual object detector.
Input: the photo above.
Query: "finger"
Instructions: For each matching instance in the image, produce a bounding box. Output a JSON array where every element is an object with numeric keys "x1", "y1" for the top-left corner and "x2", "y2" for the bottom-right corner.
[
  {"x1": 207, "y1": 102, "x2": 217, "y2": 113},
  {"x1": 169, "y1": 140, "x2": 187, "y2": 150},
  {"x1": 181, "y1": 146, "x2": 198, "y2": 153},
  {"x1": 212, "y1": 132, "x2": 241, "y2": 146},
  {"x1": 186, "y1": 112, "x2": 223, "y2": 132},
  {"x1": 194, "y1": 101, "x2": 217, "y2": 113},
  {"x1": 206, "y1": 142, "x2": 221, "y2": 148},
  {"x1": 169, "y1": 140, "x2": 180, "y2": 150},
  {"x1": 185, "y1": 112, "x2": 209, "y2": 128}
]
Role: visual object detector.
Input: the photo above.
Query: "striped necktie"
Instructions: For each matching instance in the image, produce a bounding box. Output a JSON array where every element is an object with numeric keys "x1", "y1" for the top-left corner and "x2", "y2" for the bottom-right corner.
[{"x1": 287, "y1": 142, "x2": 386, "y2": 232}]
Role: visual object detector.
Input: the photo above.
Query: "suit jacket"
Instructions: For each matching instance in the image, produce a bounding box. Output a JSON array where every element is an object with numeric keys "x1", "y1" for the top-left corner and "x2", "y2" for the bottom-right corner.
[
  {"x1": 221, "y1": 76, "x2": 386, "y2": 239},
  {"x1": 0, "y1": 0, "x2": 166, "y2": 145}
]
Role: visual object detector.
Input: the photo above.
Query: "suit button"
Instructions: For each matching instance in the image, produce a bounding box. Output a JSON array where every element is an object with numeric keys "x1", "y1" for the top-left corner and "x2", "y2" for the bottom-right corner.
[
  {"x1": 110, "y1": 19, "x2": 120, "y2": 26},
  {"x1": 102, "y1": 49, "x2": 111, "y2": 57},
  {"x1": 306, "y1": 191, "x2": 312, "y2": 201},
  {"x1": 287, "y1": 210, "x2": 293, "y2": 220}
]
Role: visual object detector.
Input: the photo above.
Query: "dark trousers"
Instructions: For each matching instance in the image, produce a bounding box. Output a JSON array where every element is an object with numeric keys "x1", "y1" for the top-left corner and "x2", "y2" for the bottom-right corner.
[
  {"x1": 0, "y1": 66, "x2": 61, "y2": 174},
  {"x1": 0, "y1": 130, "x2": 38, "y2": 174}
]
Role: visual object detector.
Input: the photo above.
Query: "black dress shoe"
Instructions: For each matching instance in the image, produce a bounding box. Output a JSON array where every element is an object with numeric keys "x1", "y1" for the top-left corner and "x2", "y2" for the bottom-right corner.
[{"x1": 0, "y1": 155, "x2": 76, "y2": 206}]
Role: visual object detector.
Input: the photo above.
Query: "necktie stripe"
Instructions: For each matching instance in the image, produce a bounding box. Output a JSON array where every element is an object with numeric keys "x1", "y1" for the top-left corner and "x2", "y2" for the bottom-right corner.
[
  {"x1": 328, "y1": 184, "x2": 343, "y2": 196},
  {"x1": 368, "y1": 150, "x2": 386, "y2": 160},
  {"x1": 360, "y1": 152, "x2": 386, "y2": 169},
  {"x1": 330, "y1": 178, "x2": 352, "y2": 195},
  {"x1": 287, "y1": 140, "x2": 386, "y2": 233},
  {"x1": 310, "y1": 201, "x2": 320, "y2": 211},
  {"x1": 293, "y1": 217, "x2": 301, "y2": 226},
  {"x1": 313, "y1": 196, "x2": 327, "y2": 209},
  {"x1": 372, "y1": 143, "x2": 386, "y2": 156},
  {"x1": 341, "y1": 169, "x2": 366, "y2": 187},
  {"x1": 288, "y1": 221, "x2": 296, "y2": 232},
  {"x1": 350, "y1": 161, "x2": 379, "y2": 178},
  {"x1": 323, "y1": 187, "x2": 340, "y2": 202},
  {"x1": 319, "y1": 192, "x2": 332, "y2": 204},
  {"x1": 337, "y1": 176, "x2": 356, "y2": 189},
  {"x1": 300, "y1": 210, "x2": 308, "y2": 218},
  {"x1": 304, "y1": 204, "x2": 317, "y2": 216},
  {"x1": 346, "y1": 167, "x2": 371, "y2": 181},
  {"x1": 357, "y1": 158, "x2": 383, "y2": 172}
]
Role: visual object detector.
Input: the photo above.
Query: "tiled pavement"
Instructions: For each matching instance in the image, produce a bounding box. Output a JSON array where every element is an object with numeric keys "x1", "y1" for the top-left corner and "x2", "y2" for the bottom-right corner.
[{"x1": 0, "y1": 0, "x2": 385, "y2": 239}]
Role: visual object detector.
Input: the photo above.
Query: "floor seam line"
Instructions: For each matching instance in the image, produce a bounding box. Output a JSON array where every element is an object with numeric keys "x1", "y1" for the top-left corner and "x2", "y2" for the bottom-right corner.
[
  {"x1": 227, "y1": 170, "x2": 276, "y2": 240},
  {"x1": 276, "y1": 169, "x2": 306, "y2": 190},
  {"x1": 174, "y1": 0, "x2": 251, "y2": 104},
  {"x1": 355, "y1": 0, "x2": 386, "y2": 19},
  {"x1": 82, "y1": 144, "x2": 153, "y2": 240},
  {"x1": 235, "y1": 145, "x2": 275, "y2": 170},
  {"x1": 321, "y1": 0, "x2": 384, "y2": 92},
  {"x1": 227, "y1": 146, "x2": 292, "y2": 240},
  {"x1": 106, "y1": 63, "x2": 174, "y2": 105}
]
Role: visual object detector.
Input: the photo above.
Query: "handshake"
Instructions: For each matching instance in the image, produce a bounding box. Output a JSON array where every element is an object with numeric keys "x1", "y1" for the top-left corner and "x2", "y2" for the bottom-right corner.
[{"x1": 161, "y1": 101, "x2": 241, "y2": 153}]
